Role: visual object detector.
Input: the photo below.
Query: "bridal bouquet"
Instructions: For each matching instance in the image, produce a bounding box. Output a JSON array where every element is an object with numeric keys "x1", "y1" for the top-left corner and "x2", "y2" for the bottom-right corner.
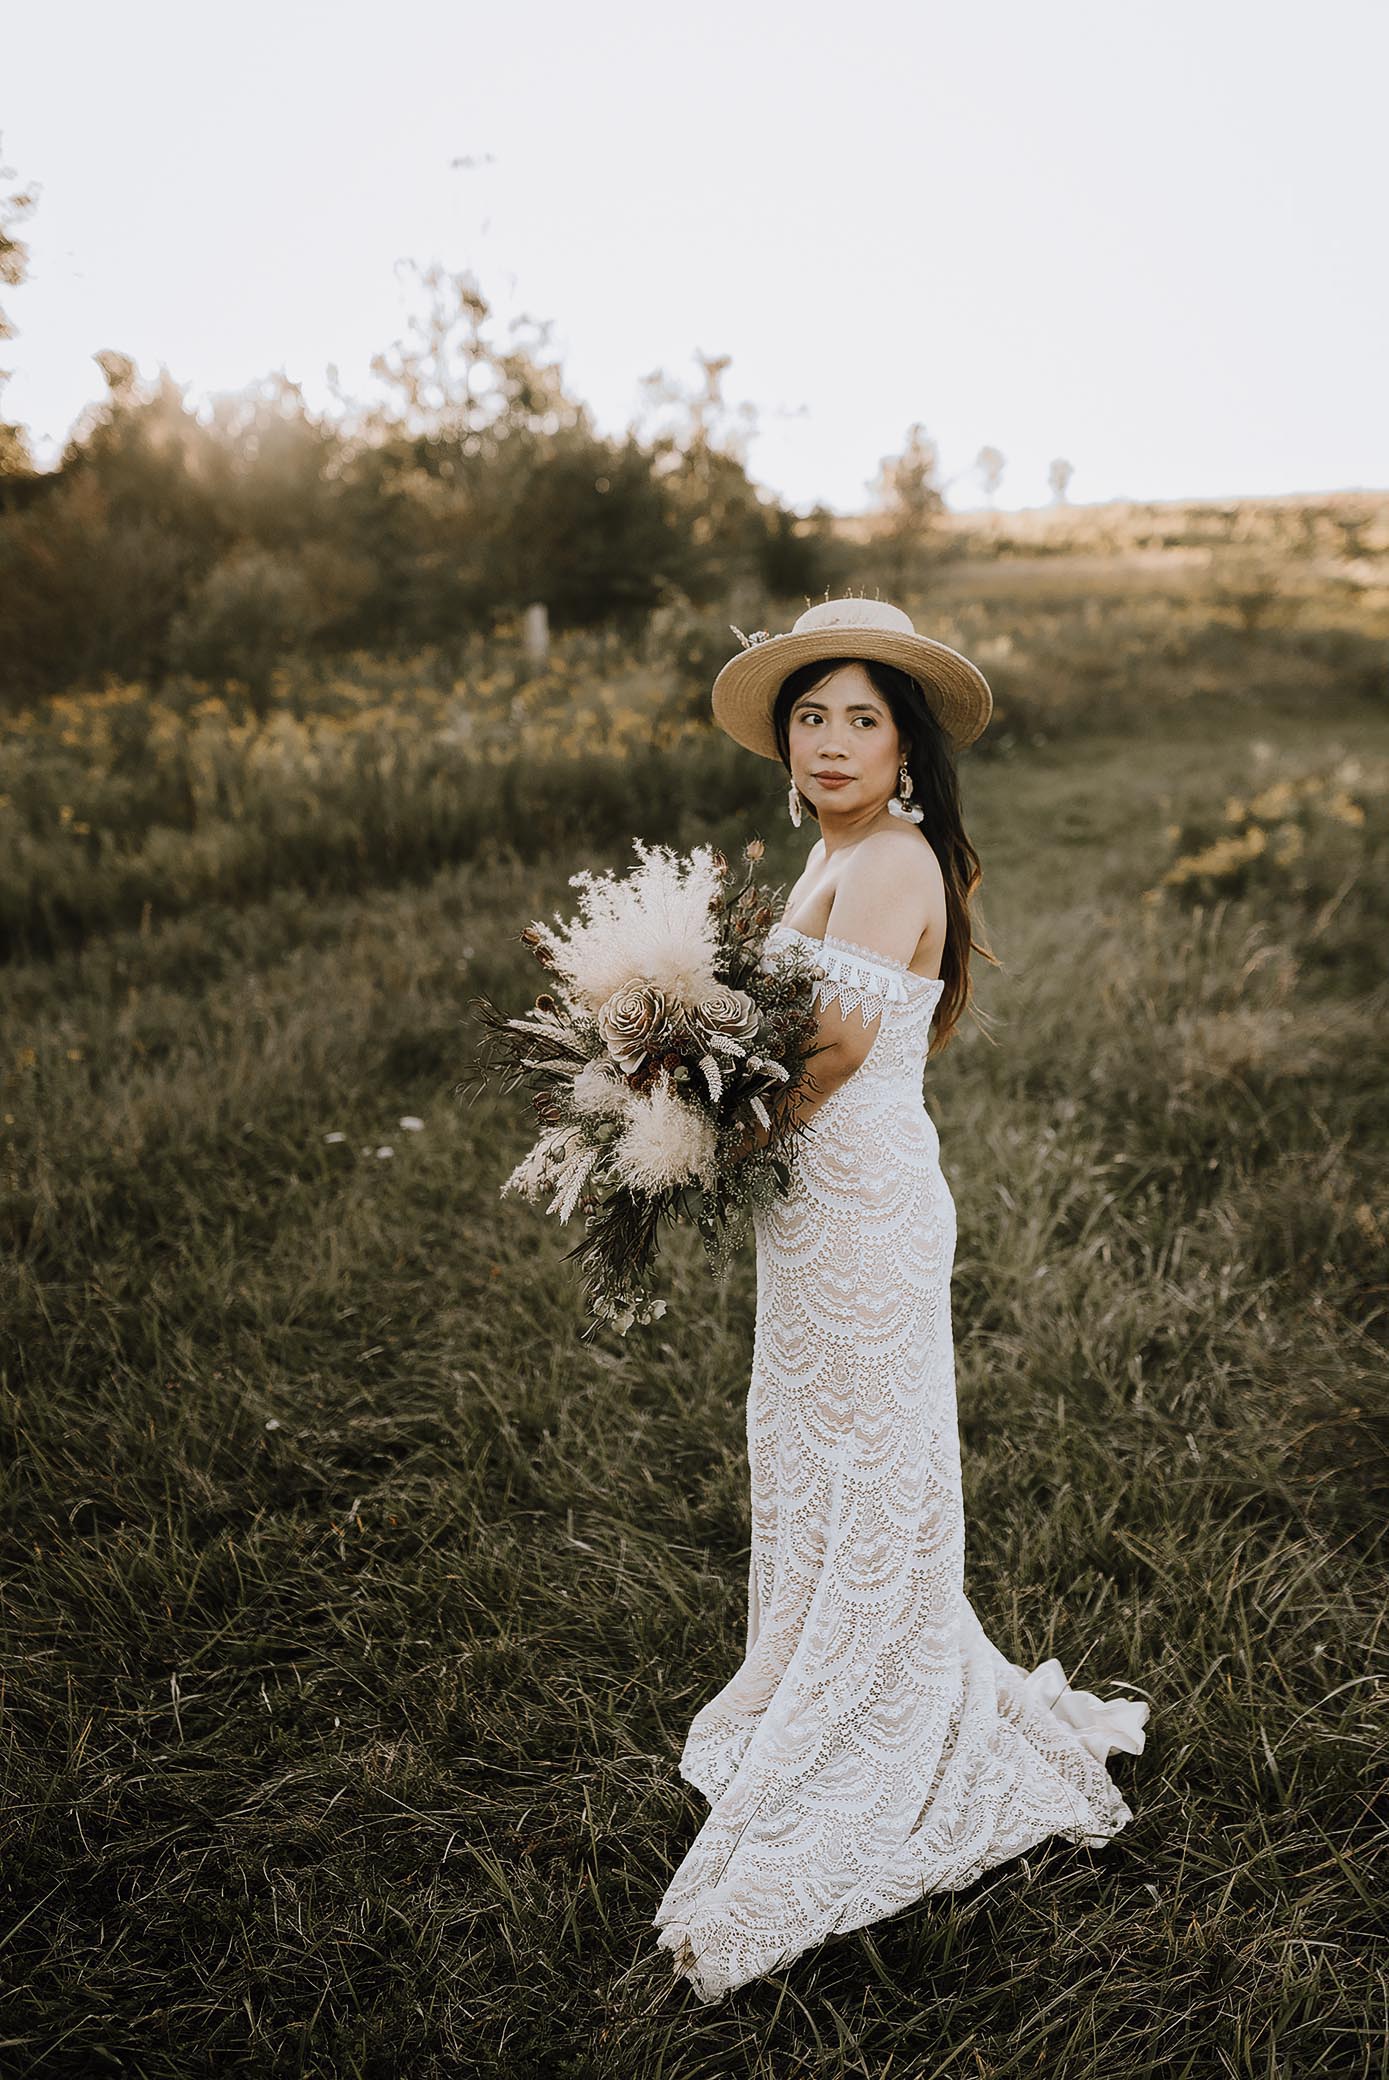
[{"x1": 466, "y1": 838, "x2": 823, "y2": 1334}]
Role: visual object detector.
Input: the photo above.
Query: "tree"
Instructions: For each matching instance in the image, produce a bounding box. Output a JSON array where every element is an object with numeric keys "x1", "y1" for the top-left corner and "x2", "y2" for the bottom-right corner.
[
  {"x1": 627, "y1": 350, "x2": 773, "y2": 599},
  {"x1": 0, "y1": 135, "x2": 39, "y2": 482},
  {"x1": 166, "y1": 543, "x2": 369, "y2": 715},
  {"x1": 365, "y1": 258, "x2": 583, "y2": 460},
  {"x1": 0, "y1": 244, "x2": 828, "y2": 694},
  {"x1": 200, "y1": 370, "x2": 343, "y2": 548},
  {"x1": 974, "y1": 445, "x2": 1006, "y2": 504},
  {"x1": 1048, "y1": 457, "x2": 1074, "y2": 504},
  {"x1": 865, "y1": 422, "x2": 948, "y2": 592},
  {"x1": 0, "y1": 355, "x2": 238, "y2": 698}
]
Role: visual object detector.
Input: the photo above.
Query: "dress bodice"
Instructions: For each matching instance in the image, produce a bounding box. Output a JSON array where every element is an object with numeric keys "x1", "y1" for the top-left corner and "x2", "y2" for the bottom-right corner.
[{"x1": 762, "y1": 921, "x2": 945, "y2": 1090}]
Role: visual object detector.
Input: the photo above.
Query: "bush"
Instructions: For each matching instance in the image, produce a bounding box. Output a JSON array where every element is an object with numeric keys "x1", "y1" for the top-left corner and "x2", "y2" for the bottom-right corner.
[{"x1": 1147, "y1": 750, "x2": 1389, "y2": 990}]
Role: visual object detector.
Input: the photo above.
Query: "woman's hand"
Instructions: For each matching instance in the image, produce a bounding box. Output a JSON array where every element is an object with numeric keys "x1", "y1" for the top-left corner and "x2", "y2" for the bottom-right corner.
[{"x1": 727, "y1": 1052, "x2": 847, "y2": 1166}]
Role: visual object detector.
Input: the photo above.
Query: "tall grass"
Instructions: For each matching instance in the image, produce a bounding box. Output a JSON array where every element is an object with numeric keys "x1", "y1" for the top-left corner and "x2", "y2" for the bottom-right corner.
[
  {"x1": 0, "y1": 682, "x2": 1385, "y2": 2073},
  {"x1": 2, "y1": 579, "x2": 1384, "y2": 964}
]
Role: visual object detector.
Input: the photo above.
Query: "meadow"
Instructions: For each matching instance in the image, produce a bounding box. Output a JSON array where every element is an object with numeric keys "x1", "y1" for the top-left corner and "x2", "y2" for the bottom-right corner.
[{"x1": 1, "y1": 555, "x2": 1386, "y2": 2076}]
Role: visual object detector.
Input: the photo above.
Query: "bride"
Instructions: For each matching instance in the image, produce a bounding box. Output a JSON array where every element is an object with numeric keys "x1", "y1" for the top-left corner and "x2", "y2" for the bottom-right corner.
[{"x1": 651, "y1": 597, "x2": 1151, "y2": 2002}]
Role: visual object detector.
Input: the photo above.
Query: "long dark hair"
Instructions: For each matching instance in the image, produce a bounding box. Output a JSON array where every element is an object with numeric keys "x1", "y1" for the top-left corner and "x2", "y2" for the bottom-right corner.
[{"x1": 771, "y1": 655, "x2": 998, "y2": 1052}]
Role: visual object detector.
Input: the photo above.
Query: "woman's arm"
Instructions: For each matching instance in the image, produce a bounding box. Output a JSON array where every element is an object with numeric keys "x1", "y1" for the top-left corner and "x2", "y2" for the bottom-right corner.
[{"x1": 735, "y1": 834, "x2": 941, "y2": 1155}]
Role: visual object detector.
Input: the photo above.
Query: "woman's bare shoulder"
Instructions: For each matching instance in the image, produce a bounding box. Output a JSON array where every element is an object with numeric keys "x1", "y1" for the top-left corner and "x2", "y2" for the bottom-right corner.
[
  {"x1": 828, "y1": 828, "x2": 943, "y2": 959},
  {"x1": 845, "y1": 825, "x2": 943, "y2": 893}
]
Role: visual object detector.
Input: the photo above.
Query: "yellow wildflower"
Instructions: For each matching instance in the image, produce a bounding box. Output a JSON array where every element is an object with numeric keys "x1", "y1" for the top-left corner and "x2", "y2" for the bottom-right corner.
[
  {"x1": 1325, "y1": 790, "x2": 1365, "y2": 828},
  {"x1": 1248, "y1": 779, "x2": 1296, "y2": 821}
]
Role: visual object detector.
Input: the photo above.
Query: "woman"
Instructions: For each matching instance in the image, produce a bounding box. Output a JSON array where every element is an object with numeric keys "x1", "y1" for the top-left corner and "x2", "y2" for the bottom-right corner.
[{"x1": 651, "y1": 596, "x2": 1150, "y2": 2002}]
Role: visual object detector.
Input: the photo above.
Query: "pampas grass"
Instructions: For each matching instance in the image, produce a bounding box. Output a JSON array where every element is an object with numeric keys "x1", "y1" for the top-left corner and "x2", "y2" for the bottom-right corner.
[{"x1": 530, "y1": 840, "x2": 726, "y2": 1011}]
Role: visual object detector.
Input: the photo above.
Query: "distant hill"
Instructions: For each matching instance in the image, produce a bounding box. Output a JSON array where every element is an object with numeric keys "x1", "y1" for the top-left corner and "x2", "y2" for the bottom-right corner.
[
  {"x1": 834, "y1": 487, "x2": 1388, "y2": 557},
  {"x1": 829, "y1": 489, "x2": 1389, "y2": 601}
]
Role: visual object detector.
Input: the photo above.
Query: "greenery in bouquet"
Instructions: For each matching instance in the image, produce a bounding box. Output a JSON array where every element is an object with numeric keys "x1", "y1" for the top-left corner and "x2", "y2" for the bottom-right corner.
[{"x1": 463, "y1": 837, "x2": 825, "y2": 1334}]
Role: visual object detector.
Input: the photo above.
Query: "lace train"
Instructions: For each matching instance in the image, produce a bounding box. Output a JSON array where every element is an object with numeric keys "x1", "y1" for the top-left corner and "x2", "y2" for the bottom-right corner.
[{"x1": 650, "y1": 925, "x2": 1151, "y2": 2002}]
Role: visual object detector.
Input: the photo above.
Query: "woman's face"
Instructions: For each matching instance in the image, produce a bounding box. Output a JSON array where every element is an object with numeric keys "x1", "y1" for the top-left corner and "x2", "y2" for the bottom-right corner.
[{"x1": 786, "y1": 663, "x2": 901, "y2": 817}]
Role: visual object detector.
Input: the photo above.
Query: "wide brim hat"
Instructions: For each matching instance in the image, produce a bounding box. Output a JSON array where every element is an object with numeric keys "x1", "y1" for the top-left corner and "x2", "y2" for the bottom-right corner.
[{"x1": 711, "y1": 595, "x2": 993, "y2": 759}]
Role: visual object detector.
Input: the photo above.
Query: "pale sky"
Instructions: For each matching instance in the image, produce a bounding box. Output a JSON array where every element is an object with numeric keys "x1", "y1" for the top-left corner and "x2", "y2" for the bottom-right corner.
[{"x1": 5, "y1": 0, "x2": 1386, "y2": 515}]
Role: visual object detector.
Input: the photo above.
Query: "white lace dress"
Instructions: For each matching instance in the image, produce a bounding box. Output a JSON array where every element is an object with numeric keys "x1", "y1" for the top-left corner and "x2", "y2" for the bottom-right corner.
[{"x1": 651, "y1": 924, "x2": 1150, "y2": 2002}]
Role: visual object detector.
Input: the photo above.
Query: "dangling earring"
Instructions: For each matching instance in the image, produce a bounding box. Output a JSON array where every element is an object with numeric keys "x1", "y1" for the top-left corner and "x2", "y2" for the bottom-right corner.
[
  {"x1": 787, "y1": 780, "x2": 803, "y2": 829},
  {"x1": 887, "y1": 754, "x2": 924, "y2": 823}
]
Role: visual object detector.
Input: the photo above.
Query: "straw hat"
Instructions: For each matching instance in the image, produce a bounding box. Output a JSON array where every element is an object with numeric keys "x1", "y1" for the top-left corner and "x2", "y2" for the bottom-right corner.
[{"x1": 710, "y1": 595, "x2": 993, "y2": 760}]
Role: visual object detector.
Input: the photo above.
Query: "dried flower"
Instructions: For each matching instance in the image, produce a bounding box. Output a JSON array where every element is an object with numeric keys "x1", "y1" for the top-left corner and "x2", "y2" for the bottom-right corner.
[
  {"x1": 570, "y1": 1060, "x2": 632, "y2": 1119},
  {"x1": 597, "y1": 980, "x2": 667, "y2": 1074},
  {"x1": 688, "y1": 986, "x2": 760, "y2": 1050},
  {"x1": 501, "y1": 1122, "x2": 581, "y2": 1201},
  {"x1": 609, "y1": 1078, "x2": 719, "y2": 1193}
]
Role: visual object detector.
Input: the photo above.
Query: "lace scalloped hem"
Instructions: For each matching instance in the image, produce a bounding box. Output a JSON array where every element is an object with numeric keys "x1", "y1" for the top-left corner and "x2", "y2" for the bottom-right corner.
[
  {"x1": 652, "y1": 1658, "x2": 1152, "y2": 2004},
  {"x1": 653, "y1": 1920, "x2": 746, "y2": 2006},
  {"x1": 673, "y1": 1653, "x2": 1151, "y2": 1821}
]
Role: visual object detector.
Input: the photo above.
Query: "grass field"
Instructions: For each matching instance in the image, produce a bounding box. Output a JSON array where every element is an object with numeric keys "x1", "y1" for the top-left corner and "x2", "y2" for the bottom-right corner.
[{"x1": 1, "y1": 645, "x2": 1387, "y2": 2073}]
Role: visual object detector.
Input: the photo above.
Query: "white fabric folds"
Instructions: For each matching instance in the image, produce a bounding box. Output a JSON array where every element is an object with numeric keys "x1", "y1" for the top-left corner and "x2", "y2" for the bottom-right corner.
[{"x1": 1023, "y1": 1658, "x2": 1151, "y2": 1765}]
